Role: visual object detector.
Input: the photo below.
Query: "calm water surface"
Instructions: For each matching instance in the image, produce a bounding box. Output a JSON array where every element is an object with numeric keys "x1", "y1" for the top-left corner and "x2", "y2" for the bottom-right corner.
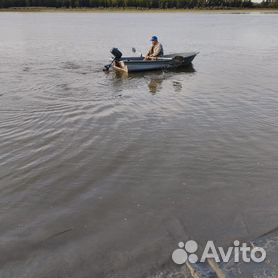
[{"x1": 0, "y1": 12, "x2": 277, "y2": 277}]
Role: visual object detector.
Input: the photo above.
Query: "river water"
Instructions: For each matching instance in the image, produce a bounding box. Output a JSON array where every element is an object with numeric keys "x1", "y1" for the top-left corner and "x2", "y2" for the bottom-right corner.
[{"x1": 0, "y1": 12, "x2": 277, "y2": 277}]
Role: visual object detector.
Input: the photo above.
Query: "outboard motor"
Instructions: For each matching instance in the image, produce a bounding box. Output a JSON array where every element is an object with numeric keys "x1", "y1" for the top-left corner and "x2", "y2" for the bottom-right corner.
[
  {"x1": 110, "y1": 48, "x2": 122, "y2": 61},
  {"x1": 103, "y1": 48, "x2": 123, "y2": 72}
]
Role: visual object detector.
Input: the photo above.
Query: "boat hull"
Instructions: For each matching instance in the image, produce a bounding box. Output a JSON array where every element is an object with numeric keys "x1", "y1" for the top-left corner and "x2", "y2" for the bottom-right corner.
[{"x1": 113, "y1": 52, "x2": 198, "y2": 73}]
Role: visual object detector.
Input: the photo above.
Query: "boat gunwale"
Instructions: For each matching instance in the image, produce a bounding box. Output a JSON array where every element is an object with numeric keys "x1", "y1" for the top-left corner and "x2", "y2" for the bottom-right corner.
[{"x1": 119, "y1": 52, "x2": 198, "y2": 64}]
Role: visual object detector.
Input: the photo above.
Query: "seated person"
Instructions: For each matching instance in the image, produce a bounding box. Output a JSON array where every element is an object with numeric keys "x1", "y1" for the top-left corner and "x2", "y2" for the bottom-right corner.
[{"x1": 145, "y1": 36, "x2": 164, "y2": 60}]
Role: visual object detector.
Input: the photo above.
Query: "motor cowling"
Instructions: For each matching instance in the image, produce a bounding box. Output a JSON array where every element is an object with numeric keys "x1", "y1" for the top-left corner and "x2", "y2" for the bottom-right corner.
[{"x1": 110, "y1": 48, "x2": 122, "y2": 60}]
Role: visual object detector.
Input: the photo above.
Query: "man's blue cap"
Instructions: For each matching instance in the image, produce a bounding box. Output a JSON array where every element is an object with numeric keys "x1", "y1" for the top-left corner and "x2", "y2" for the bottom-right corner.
[{"x1": 150, "y1": 35, "x2": 158, "y2": 41}]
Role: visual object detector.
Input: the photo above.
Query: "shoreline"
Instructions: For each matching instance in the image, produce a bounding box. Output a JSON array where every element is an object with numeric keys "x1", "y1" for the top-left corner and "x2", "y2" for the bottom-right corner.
[{"x1": 0, "y1": 7, "x2": 277, "y2": 13}]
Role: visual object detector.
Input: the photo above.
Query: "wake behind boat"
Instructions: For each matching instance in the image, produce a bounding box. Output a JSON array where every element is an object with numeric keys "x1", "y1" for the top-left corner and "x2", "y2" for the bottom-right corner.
[{"x1": 104, "y1": 48, "x2": 199, "y2": 73}]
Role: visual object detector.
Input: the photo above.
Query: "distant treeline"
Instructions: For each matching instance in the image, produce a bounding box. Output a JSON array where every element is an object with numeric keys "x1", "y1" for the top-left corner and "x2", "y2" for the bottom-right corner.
[{"x1": 0, "y1": 0, "x2": 277, "y2": 9}]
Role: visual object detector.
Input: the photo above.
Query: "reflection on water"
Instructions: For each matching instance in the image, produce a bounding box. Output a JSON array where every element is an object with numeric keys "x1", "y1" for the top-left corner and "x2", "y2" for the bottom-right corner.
[
  {"x1": 172, "y1": 81, "x2": 182, "y2": 92},
  {"x1": 148, "y1": 78, "x2": 163, "y2": 94},
  {"x1": 114, "y1": 64, "x2": 196, "y2": 94}
]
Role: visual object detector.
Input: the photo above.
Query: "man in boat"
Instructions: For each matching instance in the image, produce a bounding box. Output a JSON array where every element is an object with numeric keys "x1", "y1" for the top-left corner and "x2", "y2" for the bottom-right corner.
[{"x1": 145, "y1": 36, "x2": 164, "y2": 60}]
